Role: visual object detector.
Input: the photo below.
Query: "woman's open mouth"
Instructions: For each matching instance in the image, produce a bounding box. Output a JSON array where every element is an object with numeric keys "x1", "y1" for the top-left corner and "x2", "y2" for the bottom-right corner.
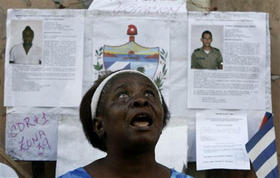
[{"x1": 130, "y1": 113, "x2": 153, "y2": 128}]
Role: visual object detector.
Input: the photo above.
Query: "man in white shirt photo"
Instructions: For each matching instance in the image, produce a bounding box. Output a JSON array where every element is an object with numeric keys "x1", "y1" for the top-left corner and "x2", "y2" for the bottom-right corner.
[{"x1": 9, "y1": 26, "x2": 42, "y2": 65}]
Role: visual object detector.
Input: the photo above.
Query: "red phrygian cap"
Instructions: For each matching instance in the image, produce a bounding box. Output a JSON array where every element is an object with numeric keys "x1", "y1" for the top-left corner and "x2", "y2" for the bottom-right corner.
[{"x1": 127, "y1": 24, "x2": 137, "y2": 35}]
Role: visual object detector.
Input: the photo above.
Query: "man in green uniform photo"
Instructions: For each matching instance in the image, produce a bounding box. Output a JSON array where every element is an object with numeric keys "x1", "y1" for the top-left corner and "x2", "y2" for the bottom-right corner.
[{"x1": 191, "y1": 30, "x2": 223, "y2": 70}]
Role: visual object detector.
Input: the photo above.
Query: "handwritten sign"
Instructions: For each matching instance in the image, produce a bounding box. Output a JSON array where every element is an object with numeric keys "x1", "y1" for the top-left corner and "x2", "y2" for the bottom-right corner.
[
  {"x1": 5, "y1": 112, "x2": 58, "y2": 160},
  {"x1": 89, "y1": 0, "x2": 187, "y2": 15}
]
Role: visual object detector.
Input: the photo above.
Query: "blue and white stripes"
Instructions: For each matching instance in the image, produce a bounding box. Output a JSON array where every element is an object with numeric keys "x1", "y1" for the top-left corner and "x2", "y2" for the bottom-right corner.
[{"x1": 245, "y1": 114, "x2": 278, "y2": 178}]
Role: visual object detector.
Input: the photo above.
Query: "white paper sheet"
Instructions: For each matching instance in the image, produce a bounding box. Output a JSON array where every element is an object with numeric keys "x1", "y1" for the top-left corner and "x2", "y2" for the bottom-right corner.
[
  {"x1": 89, "y1": 0, "x2": 187, "y2": 15},
  {"x1": 156, "y1": 125, "x2": 188, "y2": 171},
  {"x1": 83, "y1": 12, "x2": 171, "y2": 105},
  {"x1": 5, "y1": 109, "x2": 58, "y2": 160},
  {"x1": 4, "y1": 9, "x2": 84, "y2": 107},
  {"x1": 187, "y1": 12, "x2": 267, "y2": 110},
  {"x1": 56, "y1": 114, "x2": 106, "y2": 177},
  {"x1": 196, "y1": 110, "x2": 250, "y2": 170}
]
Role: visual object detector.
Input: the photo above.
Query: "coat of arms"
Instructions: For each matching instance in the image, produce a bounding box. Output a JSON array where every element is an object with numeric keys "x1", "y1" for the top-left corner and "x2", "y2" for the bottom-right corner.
[{"x1": 94, "y1": 24, "x2": 168, "y2": 89}]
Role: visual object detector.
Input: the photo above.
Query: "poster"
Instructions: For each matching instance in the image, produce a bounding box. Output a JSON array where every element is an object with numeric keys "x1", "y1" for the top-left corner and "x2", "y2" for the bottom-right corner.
[
  {"x1": 187, "y1": 12, "x2": 267, "y2": 110},
  {"x1": 4, "y1": 9, "x2": 84, "y2": 107},
  {"x1": 83, "y1": 12, "x2": 171, "y2": 102}
]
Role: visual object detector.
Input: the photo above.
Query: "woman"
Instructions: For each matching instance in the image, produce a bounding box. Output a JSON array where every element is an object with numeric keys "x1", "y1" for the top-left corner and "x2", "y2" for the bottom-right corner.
[{"x1": 60, "y1": 70, "x2": 192, "y2": 178}]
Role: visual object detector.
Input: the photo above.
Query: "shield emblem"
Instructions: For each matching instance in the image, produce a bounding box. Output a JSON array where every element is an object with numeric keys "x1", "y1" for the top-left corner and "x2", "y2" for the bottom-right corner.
[{"x1": 102, "y1": 25, "x2": 159, "y2": 79}]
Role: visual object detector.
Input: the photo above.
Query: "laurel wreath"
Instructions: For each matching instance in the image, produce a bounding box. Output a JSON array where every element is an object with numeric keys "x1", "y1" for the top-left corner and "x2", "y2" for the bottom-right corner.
[
  {"x1": 154, "y1": 48, "x2": 168, "y2": 90},
  {"x1": 93, "y1": 47, "x2": 103, "y2": 71}
]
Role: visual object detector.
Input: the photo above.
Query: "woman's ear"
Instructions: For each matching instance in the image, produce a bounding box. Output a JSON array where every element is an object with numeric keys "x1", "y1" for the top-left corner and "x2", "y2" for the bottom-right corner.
[{"x1": 93, "y1": 117, "x2": 104, "y2": 138}]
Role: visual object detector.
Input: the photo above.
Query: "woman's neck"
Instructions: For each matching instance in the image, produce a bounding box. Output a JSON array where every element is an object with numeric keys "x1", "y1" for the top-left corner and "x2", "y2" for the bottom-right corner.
[
  {"x1": 86, "y1": 149, "x2": 170, "y2": 178},
  {"x1": 106, "y1": 149, "x2": 157, "y2": 170}
]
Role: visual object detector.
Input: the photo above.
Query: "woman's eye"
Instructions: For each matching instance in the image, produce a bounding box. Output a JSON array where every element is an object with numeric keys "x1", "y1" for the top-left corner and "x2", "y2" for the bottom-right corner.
[
  {"x1": 144, "y1": 91, "x2": 155, "y2": 97},
  {"x1": 119, "y1": 93, "x2": 129, "y2": 99}
]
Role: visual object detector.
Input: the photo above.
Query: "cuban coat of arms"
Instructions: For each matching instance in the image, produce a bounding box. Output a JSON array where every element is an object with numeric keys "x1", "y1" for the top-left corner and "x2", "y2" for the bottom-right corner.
[{"x1": 94, "y1": 24, "x2": 168, "y2": 89}]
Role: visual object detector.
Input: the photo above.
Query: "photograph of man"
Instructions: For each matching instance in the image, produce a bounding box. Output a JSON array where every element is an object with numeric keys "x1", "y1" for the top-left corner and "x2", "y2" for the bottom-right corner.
[
  {"x1": 9, "y1": 26, "x2": 42, "y2": 65},
  {"x1": 191, "y1": 30, "x2": 223, "y2": 70}
]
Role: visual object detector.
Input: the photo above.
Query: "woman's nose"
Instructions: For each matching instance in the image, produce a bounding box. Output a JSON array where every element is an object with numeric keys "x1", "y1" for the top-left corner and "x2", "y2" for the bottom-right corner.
[{"x1": 132, "y1": 97, "x2": 149, "y2": 107}]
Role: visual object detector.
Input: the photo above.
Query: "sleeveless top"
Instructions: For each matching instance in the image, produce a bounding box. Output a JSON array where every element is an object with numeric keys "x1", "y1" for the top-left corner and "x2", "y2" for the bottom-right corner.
[{"x1": 58, "y1": 167, "x2": 193, "y2": 178}]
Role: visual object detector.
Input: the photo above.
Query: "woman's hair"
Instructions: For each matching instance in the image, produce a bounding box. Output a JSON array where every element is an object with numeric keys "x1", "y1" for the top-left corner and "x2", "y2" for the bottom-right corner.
[{"x1": 79, "y1": 71, "x2": 170, "y2": 152}]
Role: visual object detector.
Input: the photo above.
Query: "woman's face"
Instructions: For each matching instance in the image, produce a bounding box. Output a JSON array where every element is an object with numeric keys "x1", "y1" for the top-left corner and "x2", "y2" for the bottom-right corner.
[{"x1": 100, "y1": 73, "x2": 164, "y2": 151}]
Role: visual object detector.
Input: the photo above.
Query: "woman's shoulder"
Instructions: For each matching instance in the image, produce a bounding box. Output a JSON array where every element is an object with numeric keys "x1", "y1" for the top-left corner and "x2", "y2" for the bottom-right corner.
[
  {"x1": 58, "y1": 167, "x2": 91, "y2": 178},
  {"x1": 170, "y1": 169, "x2": 193, "y2": 178}
]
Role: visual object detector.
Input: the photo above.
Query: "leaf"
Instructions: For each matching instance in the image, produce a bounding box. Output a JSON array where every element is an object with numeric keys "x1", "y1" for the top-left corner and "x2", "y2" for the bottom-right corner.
[
  {"x1": 163, "y1": 69, "x2": 167, "y2": 76},
  {"x1": 157, "y1": 82, "x2": 163, "y2": 90},
  {"x1": 94, "y1": 62, "x2": 103, "y2": 71},
  {"x1": 93, "y1": 64, "x2": 99, "y2": 70},
  {"x1": 154, "y1": 77, "x2": 163, "y2": 90}
]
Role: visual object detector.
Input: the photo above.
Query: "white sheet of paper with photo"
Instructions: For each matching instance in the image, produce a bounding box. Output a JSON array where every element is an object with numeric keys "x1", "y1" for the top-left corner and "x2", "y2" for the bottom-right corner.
[
  {"x1": 187, "y1": 12, "x2": 267, "y2": 110},
  {"x1": 4, "y1": 9, "x2": 84, "y2": 107},
  {"x1": 5, "y1": 109, "x2": 58, "y2": 160},
  {"x1": 88, "y1": 0, "x2": 187, "y2": 14},
  {"x1": 196, "y1": 110, "x2": 250, "y2": 170}
]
